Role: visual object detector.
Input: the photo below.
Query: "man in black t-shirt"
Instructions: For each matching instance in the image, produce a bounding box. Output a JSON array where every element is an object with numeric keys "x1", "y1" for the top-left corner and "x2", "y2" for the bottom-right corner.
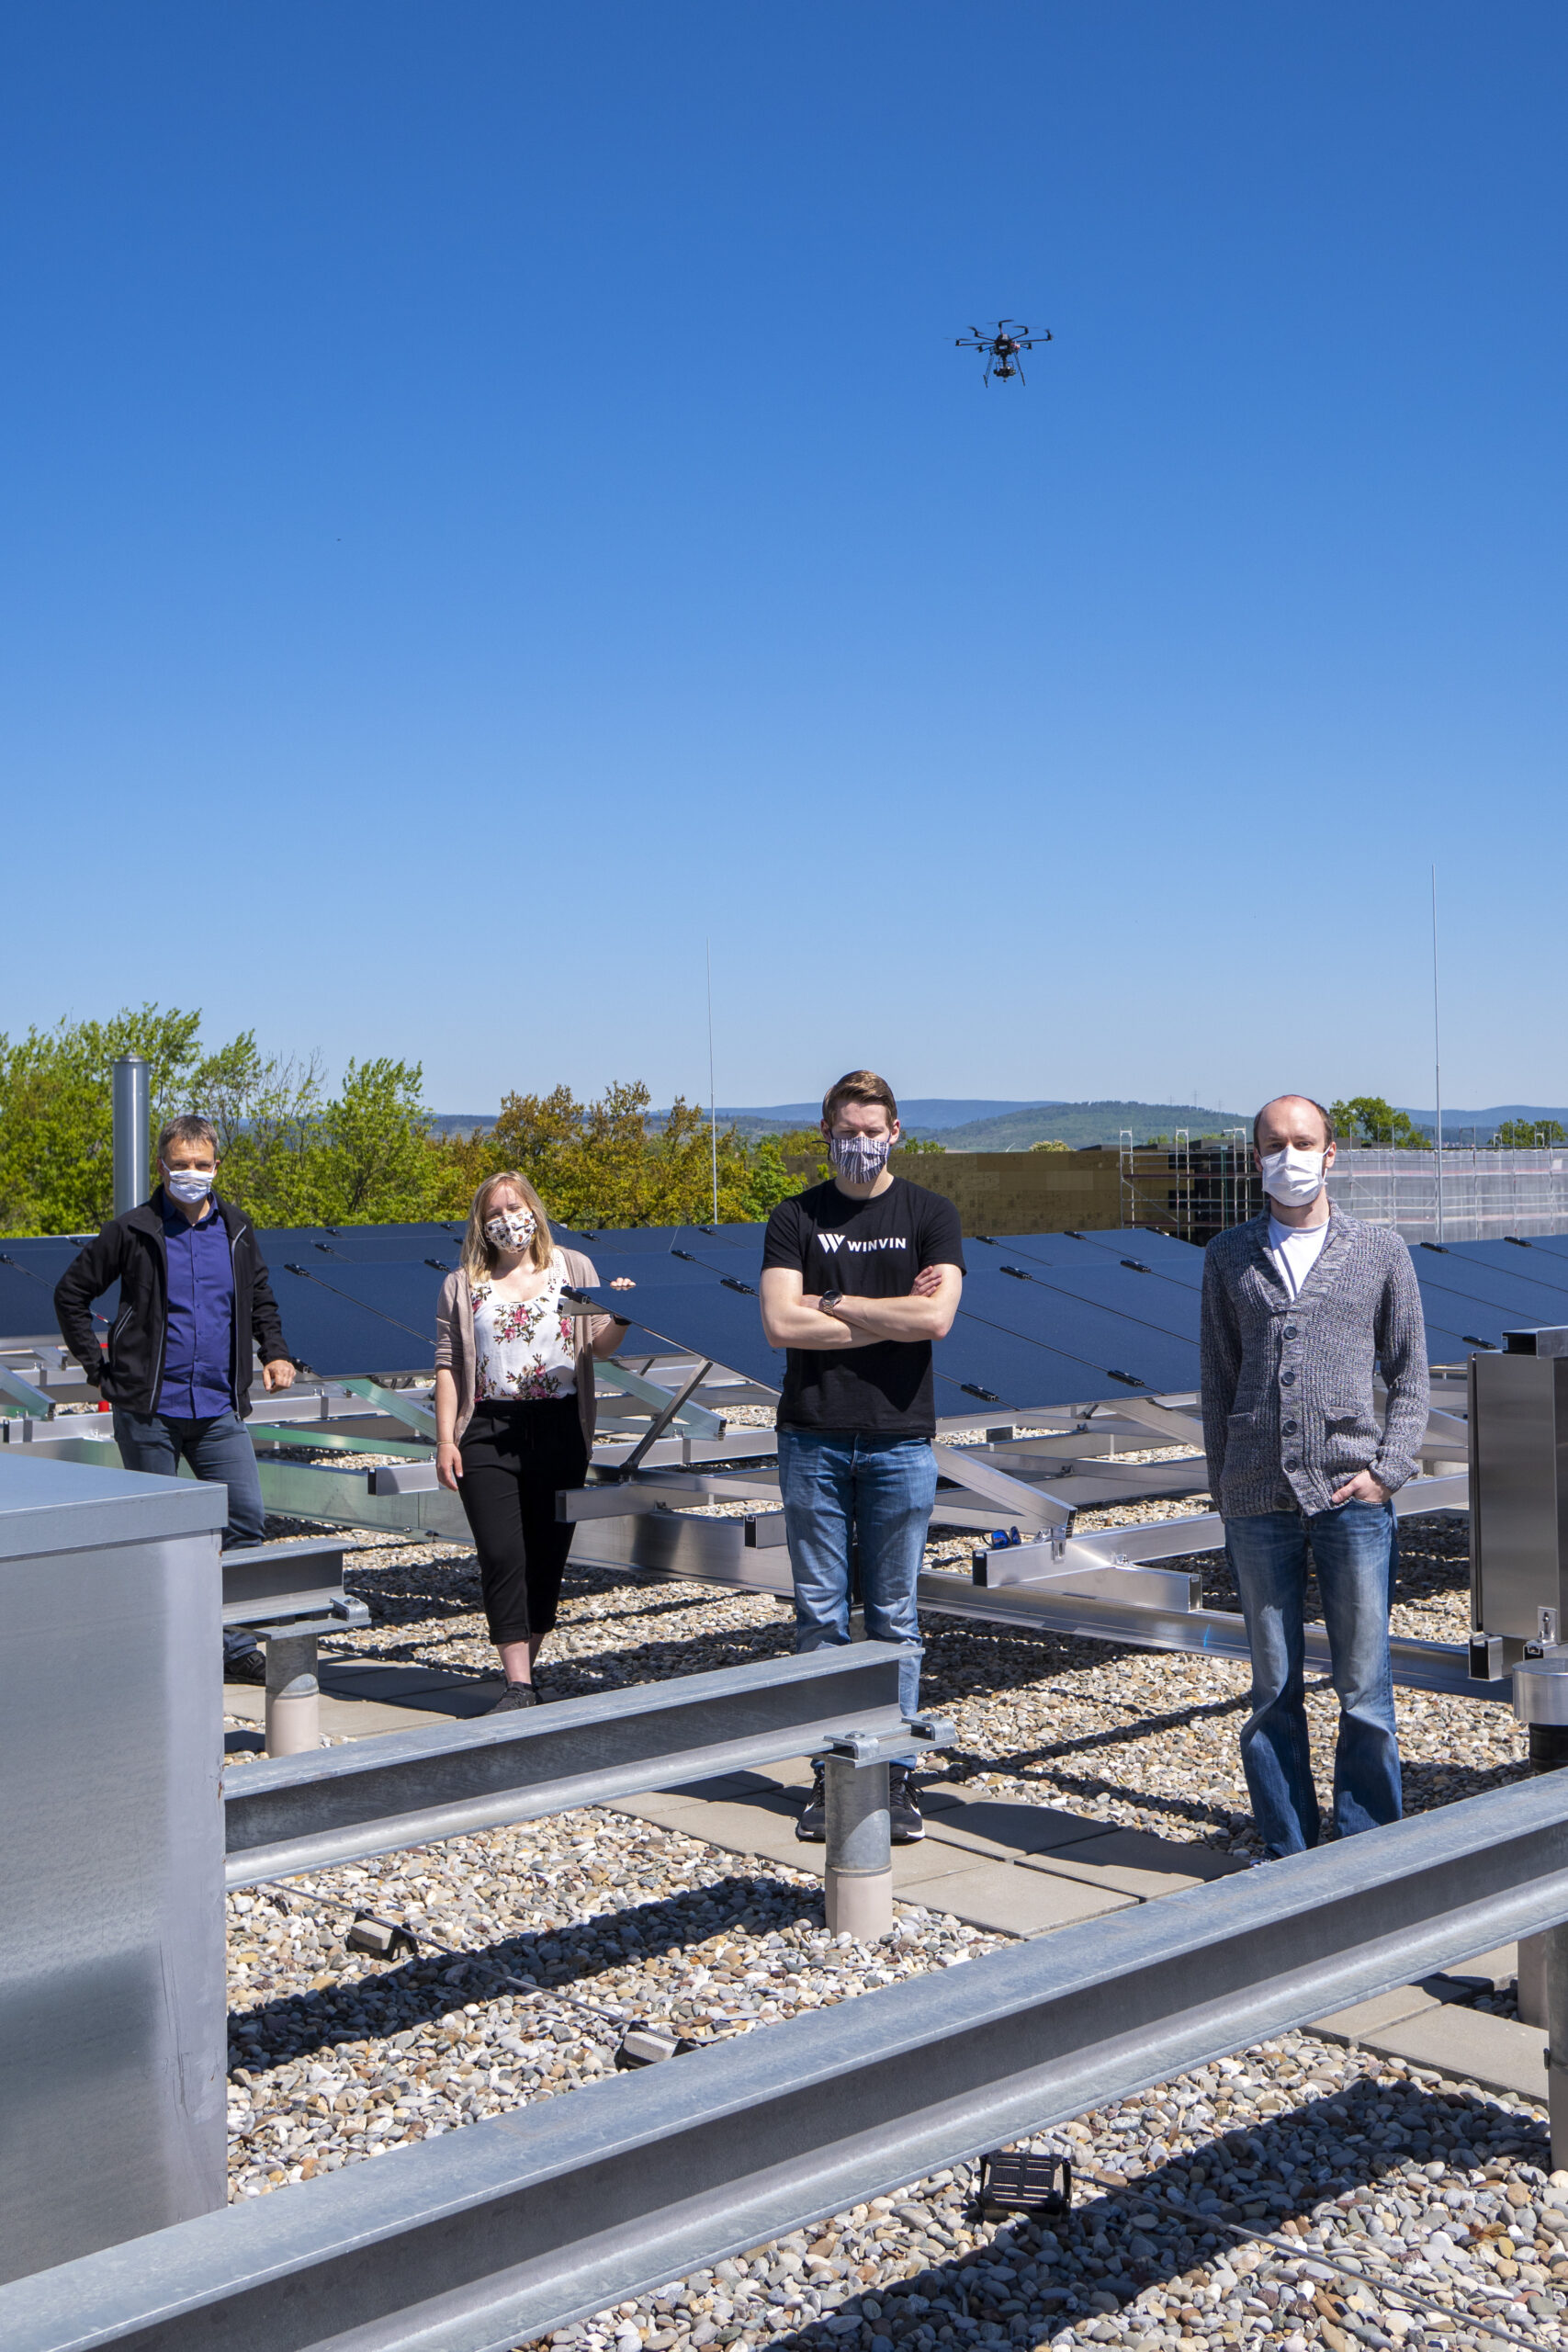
[{"x1": 761, "y1": 1069, "x2": 965, "y2": 1844}]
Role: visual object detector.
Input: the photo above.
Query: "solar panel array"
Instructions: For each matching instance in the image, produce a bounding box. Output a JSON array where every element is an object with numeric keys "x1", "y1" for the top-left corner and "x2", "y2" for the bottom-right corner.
[{"x1": 8, "y1": 1216, "x2": 1568, "y2": 1408}]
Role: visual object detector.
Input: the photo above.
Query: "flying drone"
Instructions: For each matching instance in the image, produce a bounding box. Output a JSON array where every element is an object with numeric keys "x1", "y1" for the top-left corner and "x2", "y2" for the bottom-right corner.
[{"x1": 955, "y1": 319, "x2": 1053, "y2": 386}]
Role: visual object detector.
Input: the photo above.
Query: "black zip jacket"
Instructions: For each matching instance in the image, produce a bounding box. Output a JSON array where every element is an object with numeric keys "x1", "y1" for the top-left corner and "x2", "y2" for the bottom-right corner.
[{"x1": 52, "y1": 1189, "x2": 290, "y2": 1419}]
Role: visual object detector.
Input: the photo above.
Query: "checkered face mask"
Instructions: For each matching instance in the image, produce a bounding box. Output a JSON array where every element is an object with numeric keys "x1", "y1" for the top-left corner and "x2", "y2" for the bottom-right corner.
[{"x1": 828, "y1": 1132, "x2": 893, "y2": 1183}]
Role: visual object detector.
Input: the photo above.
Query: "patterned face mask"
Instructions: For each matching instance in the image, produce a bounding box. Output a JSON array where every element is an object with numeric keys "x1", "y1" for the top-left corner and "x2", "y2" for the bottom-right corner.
[
  {"x1": 484, "y1": 1208, "x2": 536, "y2": 1252},
  {"x1": 828, "y1": 1132, "x2": 893, "y2": 1183}
]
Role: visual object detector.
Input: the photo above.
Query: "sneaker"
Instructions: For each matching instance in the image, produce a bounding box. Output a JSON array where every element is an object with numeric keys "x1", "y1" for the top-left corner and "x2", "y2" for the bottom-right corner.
[
  {"x1": 486, "y1": 1680, "x2": 540, "y2": 1714},
  {"x1": 224, "y1": 1645, "x2": 267, "y2": 1685},
  {"x1": 889, "y1": 1764, "x2": 925, "y2": 1843},
  {"x1": 796, "y1": 1760, "x2": 827, "y2": 1842}
]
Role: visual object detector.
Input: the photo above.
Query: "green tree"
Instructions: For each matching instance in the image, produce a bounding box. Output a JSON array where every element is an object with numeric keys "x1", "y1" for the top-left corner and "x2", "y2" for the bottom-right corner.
[
  {"x1": 1028, "y1": 1137, "x2": 1071, "y2": 1153},
  {"x1": 189, "y1": 1033, "x2": 327, "y2": 1227},
  {"x1": 308, "y1": 1058, "x2": 445, "y2": 1225},
  {"x1": 486, "y1": 1080, "x2": 761, "y2": 1227},
  {"x1": 0, "y1": 1004, "x2": 206, "y2": 1234},
  {"x1": 897, "y1": 1136, "x2": 947, "y2": 1155},
  {"x1": 1494, "y1": 1118, "x2": 1568, "y2": 1149},
  {"x1": 1328, "y1": 1096, "x2": 1429, "y2": 1150}
]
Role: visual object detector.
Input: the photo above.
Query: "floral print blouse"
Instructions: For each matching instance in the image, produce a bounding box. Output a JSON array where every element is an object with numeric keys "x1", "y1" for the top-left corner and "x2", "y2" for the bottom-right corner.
[{"x1": 471, "y1": 1264, "x2": 578, "y2": 1402}]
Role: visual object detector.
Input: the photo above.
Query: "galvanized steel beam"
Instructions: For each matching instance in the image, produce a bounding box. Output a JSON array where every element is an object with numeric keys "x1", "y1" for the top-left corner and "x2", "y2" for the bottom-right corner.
[
  {"x1": 12, "y1": 1768, "x2": 1568, "y2": 2352},
  {"x1": 224, "y1": 1646, "x2": 913, "y2": 1886}
]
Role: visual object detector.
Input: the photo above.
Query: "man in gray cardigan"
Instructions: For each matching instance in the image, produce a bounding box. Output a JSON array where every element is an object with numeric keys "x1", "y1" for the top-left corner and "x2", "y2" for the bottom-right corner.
[{"x1": 1201, "y1": 1095, "x2": 1428, "y2": 1857}]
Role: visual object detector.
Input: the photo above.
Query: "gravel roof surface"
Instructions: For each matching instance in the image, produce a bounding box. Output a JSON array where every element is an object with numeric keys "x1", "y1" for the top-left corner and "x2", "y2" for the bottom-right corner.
[{"x1": 226, "y1": 1496, "x2": 1547, "y2": 2352}]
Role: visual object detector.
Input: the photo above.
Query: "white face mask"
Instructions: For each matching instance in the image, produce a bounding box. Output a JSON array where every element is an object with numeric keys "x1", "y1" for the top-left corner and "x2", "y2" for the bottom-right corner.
[
  {"x1": 485, "y1": 1208, "x2": 536, "y2": 1253},
  {"x1": 163, "y1": 1164, "x2": 214, "y2": 1204},
  {"x1": 1258, "y1": 1146, "x2": 1326, "y2": 1207}
]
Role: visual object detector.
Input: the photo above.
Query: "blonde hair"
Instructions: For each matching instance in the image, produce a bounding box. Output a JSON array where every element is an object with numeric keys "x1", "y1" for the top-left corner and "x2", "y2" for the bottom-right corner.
[{"x1": 459, "y1": 1170, "x2": 556, "y2": 1283}]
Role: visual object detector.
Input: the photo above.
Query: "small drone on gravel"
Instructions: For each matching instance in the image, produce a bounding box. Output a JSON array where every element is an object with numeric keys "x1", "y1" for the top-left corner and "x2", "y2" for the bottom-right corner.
[{"x1": 955, "y1": 319, "x2": 1053, "y2": 386}]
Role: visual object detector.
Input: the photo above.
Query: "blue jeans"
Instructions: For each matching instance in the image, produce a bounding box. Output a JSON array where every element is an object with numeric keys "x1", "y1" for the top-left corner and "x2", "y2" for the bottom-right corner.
[
  {"x1": 776, "y1": 1428, "x2": 937, "y2": 1724},
  {"x1": 1225, "y1": 1500, "x2": 1403, "y2": 1857},
  {"x1": 113, "y1": 1408, "x2": 266, "y2": 1662}
]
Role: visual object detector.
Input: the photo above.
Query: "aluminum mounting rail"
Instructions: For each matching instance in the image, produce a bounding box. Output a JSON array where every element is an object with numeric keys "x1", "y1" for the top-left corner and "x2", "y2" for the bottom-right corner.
[
  {"x1": 914, "y1": 1566, "x2": 1507, "y2": 1701},
  {"x1": 13, "y1": 1767, "x2": 1568, "y2": 2352},
  {"x1": 223, "y1": 1645, "x2": 914, "y2": 1887}
]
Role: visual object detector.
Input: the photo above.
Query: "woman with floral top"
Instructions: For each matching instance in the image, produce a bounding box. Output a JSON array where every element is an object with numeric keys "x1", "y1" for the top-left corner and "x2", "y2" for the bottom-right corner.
[{"x1": 434, "y1": 1170, "x2": 634, "y2": 1711}]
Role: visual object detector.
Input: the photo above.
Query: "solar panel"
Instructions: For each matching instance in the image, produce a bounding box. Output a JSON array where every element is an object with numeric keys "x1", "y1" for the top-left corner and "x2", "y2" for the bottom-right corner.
[
  {"x1": 977, "y1": 1228, "x2": 1207, "y2": 1290},
  {"x1": 578, "y1": 1280, "x2": 784, "y2": 1389},
  {"x1": 931, "y1": 1320, "x2": 1119, "y2": 1412},
  {"x1": 1441, "y1": 1238, "x2": 1568, "y2": 1303},
  {"x1": 1410, "y1": 1255, "x2": 1568, "y2": 1328},
  {"x1": 956, "y1": 1272, "x2": 1202, "y2": 1395},
  {"x1": 0, "y1": 1241, "x2": 118, "y2": 1342},
  {"x1": 279, "y1": 1222, "x2": 465, "y2": 1264},
  {"x1": 983, "y1": 1261, "x2": 1203, "y2": 1347}
]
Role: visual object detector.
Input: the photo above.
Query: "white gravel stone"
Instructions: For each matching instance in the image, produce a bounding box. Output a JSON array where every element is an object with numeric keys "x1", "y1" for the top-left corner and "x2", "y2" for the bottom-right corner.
[{"x1": 226, "y1": 1502, "x2": 1547, "y2": 2351}]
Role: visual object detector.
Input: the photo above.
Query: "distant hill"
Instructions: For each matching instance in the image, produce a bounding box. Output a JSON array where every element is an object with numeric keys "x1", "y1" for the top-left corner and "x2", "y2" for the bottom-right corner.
[
  {"x1": 1400, "y1": 1104, "x2": 1568, "y2": 1140},
  {"x1": 698, "y1": 1098, "x2": 1064, "y2": 1139},
  {"x1": 931, "y1": 1100, "x2": 1251, "y2": 1151},
  {"x1": 438, "y1": 1097, "x2": 1252, "y2": 1149}
]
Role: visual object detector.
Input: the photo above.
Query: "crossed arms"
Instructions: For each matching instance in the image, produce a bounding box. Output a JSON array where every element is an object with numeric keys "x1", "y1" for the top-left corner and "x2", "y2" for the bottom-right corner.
[{"x1": 759, "y1": 1263, "x2": 964, "y2": 1351}]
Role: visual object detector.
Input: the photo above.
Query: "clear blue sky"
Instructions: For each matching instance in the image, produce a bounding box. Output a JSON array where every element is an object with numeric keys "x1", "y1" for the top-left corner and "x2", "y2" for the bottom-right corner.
[{"x1": 5, "y1": 5, "x2": 1564, "y2": 1118}]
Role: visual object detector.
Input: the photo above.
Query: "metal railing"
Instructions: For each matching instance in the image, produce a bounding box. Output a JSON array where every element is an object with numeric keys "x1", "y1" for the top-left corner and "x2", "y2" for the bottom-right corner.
[{"x1": 9, "y1": 1765, "x2": 1568, "y2": 2352}]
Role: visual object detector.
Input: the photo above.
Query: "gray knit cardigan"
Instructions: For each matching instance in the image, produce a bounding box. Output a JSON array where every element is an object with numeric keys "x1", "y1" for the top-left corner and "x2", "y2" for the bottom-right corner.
[{"x1": 1199, "y1": 1204, "x2": 1428, "y2": 1520}]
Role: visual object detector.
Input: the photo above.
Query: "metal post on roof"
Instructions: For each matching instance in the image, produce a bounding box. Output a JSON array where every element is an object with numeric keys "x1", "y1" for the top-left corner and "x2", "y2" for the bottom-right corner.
[
  {"x1": 111, "y1": 1053, "x2": 151, "y2": 1217},
  {"x1": 705, "y1": 937, "x2": 718, "y2": 1226},
  {"x1": 1431, "y1": 865, "x2": 1445, "y2": 1246}
]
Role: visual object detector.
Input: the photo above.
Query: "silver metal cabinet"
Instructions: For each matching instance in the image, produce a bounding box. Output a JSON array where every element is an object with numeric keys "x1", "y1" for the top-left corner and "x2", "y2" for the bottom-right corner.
[
  {"x1": 1470, "y1": 1333, "x2": 1568, "y2": 1657},
  {"x1": 0, "y1": 1455, "x2": 228, "y2": 2284}
]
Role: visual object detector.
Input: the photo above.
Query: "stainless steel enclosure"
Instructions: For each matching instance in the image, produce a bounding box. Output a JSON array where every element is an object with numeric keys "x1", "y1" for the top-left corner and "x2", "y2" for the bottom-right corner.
[
  {"x1": 0, "y1": 1456, "x2": 229, "y2": 2284},
  {"x1": 1470, "y1": 1332, "x2": 1568, "y2": 1655}
]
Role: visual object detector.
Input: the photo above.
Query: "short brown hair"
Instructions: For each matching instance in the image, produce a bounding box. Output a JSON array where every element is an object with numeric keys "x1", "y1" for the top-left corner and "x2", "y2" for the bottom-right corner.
[
  {"x1": 156, "y1": 1114, "x2": 219, "y2": 1161},
  {"x1": 821, "y1": 1070, "x2": 898, "y2": 1129},
  {"x1": 1253, "y1": 1096, "x2": 1336, "y2": 1149}
]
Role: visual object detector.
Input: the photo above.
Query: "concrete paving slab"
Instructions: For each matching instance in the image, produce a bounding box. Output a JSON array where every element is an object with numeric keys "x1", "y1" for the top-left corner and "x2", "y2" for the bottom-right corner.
[
  {"x1": 920, "y1": 1800, "x2": 1112, "y2": 1862},
  {"x1": 221, "y1": 1667, "x2": 489, "y2": 1740},
  {"x1": 1016, "y1": 1828, "x2": 1248, "y2": 1899},
  {"x1": 1307, "y1": 1986, "x2": 1440, "y2": 2041},
  {"x1": 1359, "y1": 2005, "x2": 1549, "y2": 2102},
  {"x1": 1439, "y1": 1943, "x2": 1517, "y2": 1989},
  {"x1": 905, "y1": 1864, "x2": 1137, "y2": 1936}
]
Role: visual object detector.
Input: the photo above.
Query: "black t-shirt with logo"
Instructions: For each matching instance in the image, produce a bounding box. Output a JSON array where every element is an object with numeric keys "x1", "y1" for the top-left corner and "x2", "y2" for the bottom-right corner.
[{"x1": 762, "y1": 1176, "x2": 966, "y2": 1438}]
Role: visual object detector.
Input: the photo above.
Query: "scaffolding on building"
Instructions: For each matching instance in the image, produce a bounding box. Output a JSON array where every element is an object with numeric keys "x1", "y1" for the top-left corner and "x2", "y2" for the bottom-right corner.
[{"x1": 1326, "y1": 1147, "x2": 1568, "y2": 1244}]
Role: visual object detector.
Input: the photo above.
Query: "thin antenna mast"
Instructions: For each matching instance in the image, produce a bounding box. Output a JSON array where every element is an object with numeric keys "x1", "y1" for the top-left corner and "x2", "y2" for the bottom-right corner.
[
  {"x1": 706, "y1": 938, "x2": 718, "y2": 1225},
  {"x1": 1431, "y1": 865, "x2": 1444, "y2": 1245}
]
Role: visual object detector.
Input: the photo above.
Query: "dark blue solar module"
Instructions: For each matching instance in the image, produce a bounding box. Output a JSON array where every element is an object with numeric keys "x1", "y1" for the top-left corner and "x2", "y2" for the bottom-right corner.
[
  {"x1": 575, "y1": 1249, "x2": 754, "y2": 1292},
  {"x1": 575, "y1": 1280, "x2": 784, "y2": 1389},
  {"x1": 273, "y1": 1260, "x2": 448, "y2": 1348},
  {"x1": 933, "y1": 1318, "x2": 1128, "y2": 1411},
  {"x1": 1502, "y1": 1233, "x2": 1568, "y2": 1265},
  {"x1": 1407, "y1": 1254, "x2": 1568, "y2": 1328},
  {"x1": 287, "y1": 1222, "x2": 466, "y2": 1264},
  {"x1": 978, "y1": 1229, "x2": 1207, "y2": 1289},
  {"x1": 264, "y1": 1270, "x2": 440, "y2": 1377},
  {"x1": 957, "y1": 1271, "x2": 1202, "y2": 1394},
  {"x1": 0, "y1": 1239, "x2": 118, "y2": 1340},
  {"x1": 1440, "y1": 1238, "x2": 1568, "y2": 1304},
  {"x1": 981, "y1": 1261, "x2": 1202, "y2": 1348}
]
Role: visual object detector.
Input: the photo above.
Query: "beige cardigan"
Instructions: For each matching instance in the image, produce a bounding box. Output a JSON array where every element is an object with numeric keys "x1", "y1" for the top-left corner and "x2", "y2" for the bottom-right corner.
[{"x1": 434, "y1": 1249, "x2": 617, "y2": 1450}]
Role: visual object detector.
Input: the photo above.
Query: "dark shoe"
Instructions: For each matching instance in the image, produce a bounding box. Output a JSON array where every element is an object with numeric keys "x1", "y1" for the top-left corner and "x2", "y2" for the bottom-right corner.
[
  {"x1": 889, "y1": 1764, "x2": 925, "y2": 1843},
  {"x1": 796, "y1": 1760, "x2": 827, "y2": 1842},
  {"x1": 486, "y1": 1680, "x2": 540, "y2": 1714},
  {"x1": 224, "y1": 1645, "x2": 267, "y2": 1685}
]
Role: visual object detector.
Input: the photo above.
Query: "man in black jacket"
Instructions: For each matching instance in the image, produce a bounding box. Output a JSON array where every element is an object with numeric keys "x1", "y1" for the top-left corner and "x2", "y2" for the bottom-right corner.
[{"x1": 54, "y1": 1113, "x2": 297, "y2": 1679}]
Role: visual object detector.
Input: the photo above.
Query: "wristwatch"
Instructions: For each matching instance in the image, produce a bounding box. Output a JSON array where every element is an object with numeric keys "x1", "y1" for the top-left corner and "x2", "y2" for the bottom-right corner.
[{"x1": 819, "y1": 1290, "x2": 844, "y2": 1316}]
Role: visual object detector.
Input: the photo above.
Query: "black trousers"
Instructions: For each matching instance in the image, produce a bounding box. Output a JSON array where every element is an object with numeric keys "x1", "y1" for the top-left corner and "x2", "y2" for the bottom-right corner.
[{"x1": 457, "y1": 1397, "x2": 589, "y2": 1645}]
